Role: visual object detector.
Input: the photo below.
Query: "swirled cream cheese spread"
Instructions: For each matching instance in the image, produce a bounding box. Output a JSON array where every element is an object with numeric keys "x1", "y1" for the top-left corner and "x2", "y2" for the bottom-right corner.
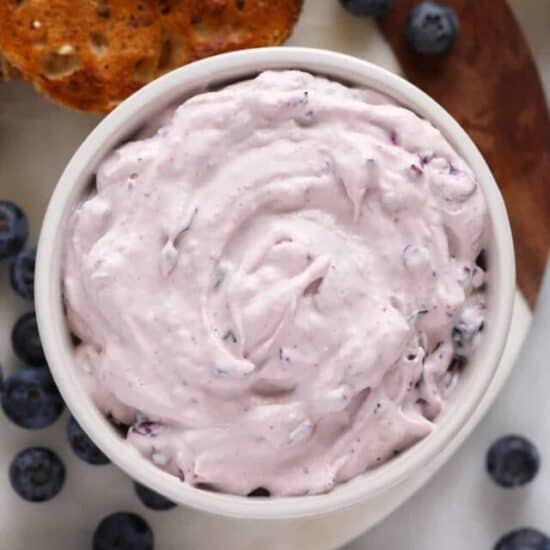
[{"x1": 64, "y1": 70, "x2": 488, "y2": 496}]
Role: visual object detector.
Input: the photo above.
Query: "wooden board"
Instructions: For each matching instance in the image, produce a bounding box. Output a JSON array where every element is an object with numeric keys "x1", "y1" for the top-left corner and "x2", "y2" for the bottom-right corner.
[{"x1": 377, "y1": 0, "x2": 550, "y2": 307}]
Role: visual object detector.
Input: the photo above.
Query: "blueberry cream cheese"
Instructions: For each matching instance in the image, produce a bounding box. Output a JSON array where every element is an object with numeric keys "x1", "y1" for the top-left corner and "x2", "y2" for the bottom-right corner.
[{"x1": 63, "y1": 70, "x2": 488, "y2": 496}]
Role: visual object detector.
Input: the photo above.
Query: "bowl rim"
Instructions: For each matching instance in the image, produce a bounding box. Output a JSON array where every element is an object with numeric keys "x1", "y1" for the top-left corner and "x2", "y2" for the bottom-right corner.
[{"x1": 36, "y1": 47, "x2": 515, "y2": 519}]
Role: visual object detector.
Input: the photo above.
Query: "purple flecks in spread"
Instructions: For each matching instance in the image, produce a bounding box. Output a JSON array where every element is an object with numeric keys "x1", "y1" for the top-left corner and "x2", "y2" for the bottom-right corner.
[
  {"x1": 408, "y1": 164, "x2": 423, "y2": 179},
  {"x1": 452, "y1": 303, "x2": 485, "y2": 356},
  {"x1": 223, "y1": 330, "x2": 238, "y2": 343},
  {"x1": 180, "y1": 207, "x2": 199, "y2": 235},
  {"x1": 64, "y1": 70, "x2": 488, "y2": 497},
  {"x1": 214, "y1": 265, "x2": 228, "y2": 290},
  {"x1": 448, "y1": 161, "x2": 460, "y2": 175},
  {"x1": 407, "y1": 309, "x2": 429, "y2": 322},
  {"x1": 130, "y1": 420, "x2": 160, "y2": 437},
  {"x1": 419, "y1": 151, "x2": 435, "y2": 166}
]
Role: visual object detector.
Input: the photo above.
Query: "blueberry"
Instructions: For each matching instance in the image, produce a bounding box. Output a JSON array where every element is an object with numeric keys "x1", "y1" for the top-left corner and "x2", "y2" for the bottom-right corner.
[
  {"x1": 405, "y1": 2, "x2": 459, "y2": 55},
  {"x1": 10, "y1": 447, "x2": 65, "y2": 502},
  {"x1": 10, "y1": 248, "x2": 36, "y2": 300},
  {"x1": 452, "y1": 324, "x2": 476, "y2": 353},
  {"x1": 12, "y1": 312, "x2": 46, "y2": 367},
  {"x1": 134, "y1": 482, "x2": 177, "y2": 511},
  {"x1": 1, "y1": 367, "x2": 64, "y2": 429},
  {"x1": 487, "y1": 435, "x2": 540, "y2": 488},
  {"x1": 0, "y1": 200, "x2": 28, "y2": 261},
  {"x1": 339, "y1": 0, "x2": 393, "y2": 17},
  {"x1": 452, "y1": 303, "x2": 484, "y2": 356},
  {"x1": 495, "y1": 528, "x2": 550, "y2": 550},
  {"x1": 130, "y1": 419, "x2": 161, "y2": 436},
  {"x1": 93, "y1": 512, "x2": 154, "y2": 550},
  {"x1": 67, "y1": 416, "x2": 110, "y2": 465}
]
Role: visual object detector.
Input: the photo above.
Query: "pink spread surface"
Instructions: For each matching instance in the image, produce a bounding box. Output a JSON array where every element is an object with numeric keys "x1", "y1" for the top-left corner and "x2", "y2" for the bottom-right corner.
[{"x1": 63, "y1": 71, "x2": 487, "y2": 496}]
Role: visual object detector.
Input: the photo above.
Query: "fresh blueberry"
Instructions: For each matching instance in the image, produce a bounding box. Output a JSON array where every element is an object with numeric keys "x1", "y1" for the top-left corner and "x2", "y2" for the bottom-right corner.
[
  {"x1": 339, "y1": 0, "x2": 393, "y2": 17},
  {"x1": 0, "y1": 200, "x2": 28, "y2": 260},
  {"x1": 12, "y1": 312, "x2": 46, "y2": 367},
  {"x1": 67, "y1": 416, "x2": 110, "y2": 465},
  {"x1": 134, "y1": 482, "x2": 177, "y2": 511},
  {"x1": 10, "y1": 447, "x2": 65, "y2": 502},
  {"x1": 405, "y1": 2, "x2": 459, "y2": 55},
  {"x1": 1, "y1": 367, "x2": 64, "y2": 429},
  {"x1": 495, "y1": 528, "x2": 550, "y2": 550},
  {"x1": 10, "y1": 248, "x2": 36, "y2": 300},
  {"x1": 487, "y1": 435, "x2": 540, "y2": 488},
  {"x1": 93, "y1": 512, "x2": 154, "y2": 550}
]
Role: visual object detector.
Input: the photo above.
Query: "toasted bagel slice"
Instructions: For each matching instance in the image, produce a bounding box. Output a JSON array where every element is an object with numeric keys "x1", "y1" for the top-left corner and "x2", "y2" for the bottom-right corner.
[{"x1": 0, "y1": 0, "x2": 303, "y2": 112}]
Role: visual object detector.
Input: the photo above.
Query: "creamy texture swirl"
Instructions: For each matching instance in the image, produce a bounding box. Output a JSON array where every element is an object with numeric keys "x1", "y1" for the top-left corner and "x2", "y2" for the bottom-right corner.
[{"x1": 64, "y1": 71, "x2": 488, "y2": 496}]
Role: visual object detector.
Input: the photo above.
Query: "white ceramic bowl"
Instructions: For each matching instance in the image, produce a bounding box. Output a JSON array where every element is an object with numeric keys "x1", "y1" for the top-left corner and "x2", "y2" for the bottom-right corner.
[{"x1": 36, "y1": 47, "x2": 515, "y2": 520}]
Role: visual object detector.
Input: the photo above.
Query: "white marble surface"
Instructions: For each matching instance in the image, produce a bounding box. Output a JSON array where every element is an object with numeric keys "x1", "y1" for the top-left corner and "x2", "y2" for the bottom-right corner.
[{"x1": 0, "y1": 0, "x2": 548, "y2": 549}]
